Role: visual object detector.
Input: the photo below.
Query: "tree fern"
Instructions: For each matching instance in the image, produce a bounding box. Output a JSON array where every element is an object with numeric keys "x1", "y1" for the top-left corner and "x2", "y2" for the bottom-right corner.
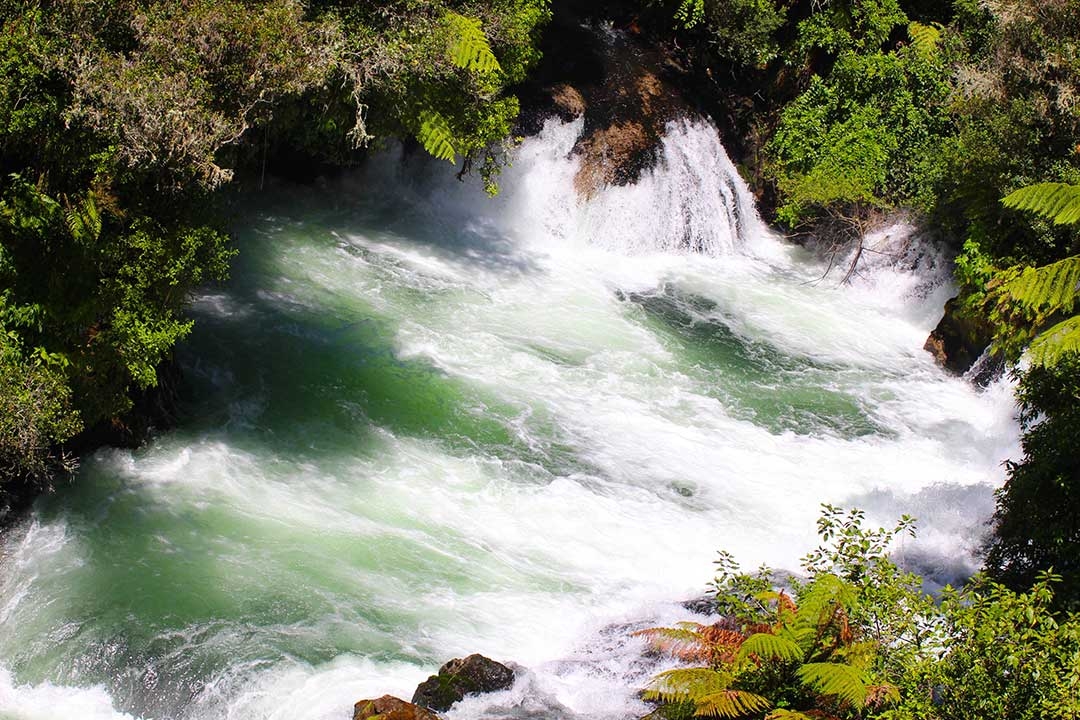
[
  {"x1": 417, "y1": 110, "x2": 457, "y2": 163},
  {"x1": 643, "y1": 668, "x2": 735, "y2": 704},
  {"x1": 737, "y1": 633, "x2": 804, "y2": 664},
  {"x1": 999, "y1": 255, "x2": 1080, "y2": 316},
  {"x1": 1002, "y1": 183, "x2": 1080, "y2": 225},
  {"x1": 693, "y1": 690, "x2": 771, "y2": 718},
  {"x1": 444, "y1": 12, "x2": 500, "y2": 74},
  {"x1": 1029, "y1": 315, "x2": 1080, "y2": 365},
  {"x1": 908, "y1": 22, "x2": 942, "y2": 58},
  {"x1": 796, "y1": 662, "x2": 869, "y2": 708}
]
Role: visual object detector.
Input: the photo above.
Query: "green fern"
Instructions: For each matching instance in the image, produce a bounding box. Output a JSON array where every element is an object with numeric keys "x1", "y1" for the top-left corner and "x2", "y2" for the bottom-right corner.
[
  {"x1": 64, "y1": 193, "x2": 102, "y2": 244},
  {"x1": 693, "y1": 690, "x2": 771, "y2": 718},
  {"x1": 1029, "y1": 315, "x2": 1080, "y2": 365},
  {"x1": 1002, "y1": 182, "x2": 1080, "y2": 225},
  {"x1": 796, "y1": 662, "x2": 868, "y2": 708},
  {"x1": 417, "y1": 110, "x2": 457, "y2": 163},
  {"x1": 765, "y1": 711, "x2": 815, "y2": 720},
  {"x1": 1000, "y1": 255, "x2": 1080, "y2": 316},
  {"x1": 908, "y1": 21, "x2": 942, "y2": 58},
  {"x1": 444, "y1": 12, "x2": 500, "y2": 74},
  {"x1": 643, "y1": 668, "x2": 735, "y2": 704},
  {"x1": 737, "y1": 633, "x2": 805, "y2": 664}
]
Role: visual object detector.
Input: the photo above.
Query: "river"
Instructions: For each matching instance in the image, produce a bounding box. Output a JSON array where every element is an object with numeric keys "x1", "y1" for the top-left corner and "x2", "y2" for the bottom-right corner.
[{"x1": 0, "y1": 118, "x2": 1020, "y2": 720}]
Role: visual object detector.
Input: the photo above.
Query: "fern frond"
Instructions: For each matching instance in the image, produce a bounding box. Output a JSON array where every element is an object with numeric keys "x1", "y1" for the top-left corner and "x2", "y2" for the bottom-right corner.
[
  {"x1": 765, "y1": 710, "x2": 816, "y2": 720},
  {"x1": 999, "y1": 255, "x2": 1080, "y2": 315},
  {"x1": 1003, "y1": 183, "x2": 1080, "y2": 225},
  {"x1": 693, "y1": 690, "x2": 771, "y2": 718},
  {"x1": 444, "y1": 12, "x2": 500, "y2": 74},
  {"x1": 635, "y1": 625, "x2": 712, "y2": 662},
  {"x1": 643, "y1": 668, "x2": 735, "y2": 704},
  {"x1": 417, "y1": 111, "x2": 457, "y2": 163},
  {"x1": 737, "y1": 633, "x2": 804, "y2": 664},
  {"x1": 797, "y1": 663, "x2": 868, "y2": 709},
  {"x1": 908, "y1": 22, "x2": 942, "y2": 58},
  {"x1": 865, "y1": 683, "x2": 901, "y2": 708},
  {"x1": 1029, "y1": 315, "x2": 1080, "y2": 366},
  {"x1": 63, "y1": 193, "x2": 102, "y2": 244}
]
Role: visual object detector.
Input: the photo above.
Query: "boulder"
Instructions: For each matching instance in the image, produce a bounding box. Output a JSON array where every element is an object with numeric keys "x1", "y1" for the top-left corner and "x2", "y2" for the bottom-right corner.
[
  {"x1": 353, "y1": 695, "x2": 439, "y2": 720},
  {"x1": 923, "y1": 297, "x2": 993, "y2": 375},
  {"x1": 411, "y1": 654, "x2": 516, "y2": 712}
]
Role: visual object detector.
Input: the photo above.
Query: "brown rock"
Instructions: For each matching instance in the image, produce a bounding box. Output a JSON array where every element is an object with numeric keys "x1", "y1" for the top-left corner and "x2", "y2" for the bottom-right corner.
[
  {"x1": 550, "y1": 84, "x2": 586, "y2": 119},
  {"x1": 573, "y1": 121, "x2": 651, "y2": 198},
  {"x1": 924, "y1": 297, "x2": 993, "y2": 374},
  {"x1": 353, "y1": 695, "x2": 440, "y2": 720},
  {"x1": 411, "y1": 654, "x2": 516, "y2": 712}
]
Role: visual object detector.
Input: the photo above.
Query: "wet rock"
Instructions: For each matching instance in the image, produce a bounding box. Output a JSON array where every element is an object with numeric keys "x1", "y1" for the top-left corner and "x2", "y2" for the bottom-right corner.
[
  {"x1": 515, "y1": 11, "x2": 697, "y2": 199},
  {"x1": 549, "y1": 83, "x2": 587, "y2": 120},
  {"x1": 412, "y1": 654, "x2": 516, "y2": 712},
  {"x1": 354, "y1": 695, "x2": 440, "y2": 720},
  {"x1": 682, "y1": 595, "x2": 718, "y2": 616},
  {"x1": 924, "y1": 297, "x2": 993, "y2": 374}
]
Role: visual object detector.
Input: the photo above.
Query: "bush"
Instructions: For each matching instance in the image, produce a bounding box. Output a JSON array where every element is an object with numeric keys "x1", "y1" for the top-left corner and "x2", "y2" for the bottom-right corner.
[{"x1": 640, "y1": 506, "x2": 1080, "y2": 720}]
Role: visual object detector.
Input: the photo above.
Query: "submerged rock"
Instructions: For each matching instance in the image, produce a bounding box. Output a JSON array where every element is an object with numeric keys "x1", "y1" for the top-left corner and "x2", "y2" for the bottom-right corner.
[
  {"x1": 412, "y1": 654, "x2": 516, "y2": 712},
  {"x1": 353, "y1": 695, "x2": 440, "y2": 720}
]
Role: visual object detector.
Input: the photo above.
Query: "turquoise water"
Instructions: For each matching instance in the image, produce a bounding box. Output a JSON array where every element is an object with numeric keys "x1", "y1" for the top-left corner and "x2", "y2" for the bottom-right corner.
[{"x1": 0, "y1": 119, "x2": 1019, "y2": 720}]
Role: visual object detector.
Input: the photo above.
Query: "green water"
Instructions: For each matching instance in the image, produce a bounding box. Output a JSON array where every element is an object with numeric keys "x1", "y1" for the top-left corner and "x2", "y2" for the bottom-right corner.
[{"x1": 0, "y1": 120, "x2": 1018, "y2": 720}]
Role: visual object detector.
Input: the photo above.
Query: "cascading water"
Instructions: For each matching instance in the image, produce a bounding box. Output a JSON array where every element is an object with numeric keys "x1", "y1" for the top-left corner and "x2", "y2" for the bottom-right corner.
[{"x1": 0, "y1": 117, "x2": 1020, "y2": 720}]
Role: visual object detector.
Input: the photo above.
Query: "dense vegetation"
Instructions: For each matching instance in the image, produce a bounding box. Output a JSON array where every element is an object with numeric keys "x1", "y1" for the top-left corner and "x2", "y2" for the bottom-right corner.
[
  {"x1": 0, "y1": 0, "x2": 550, "y2": 515},
  {"x1": 639, "y1": 507, "x2": 1080, "y2": 720}
]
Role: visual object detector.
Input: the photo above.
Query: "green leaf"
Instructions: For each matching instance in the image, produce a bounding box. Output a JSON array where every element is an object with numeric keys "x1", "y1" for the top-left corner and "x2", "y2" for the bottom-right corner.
[
  {"x1": 765, "y1": 711, "x2": 816, "y2": 720},
  {"x1": 737, "y1": 633, "x2": 804, "y2": 663},
  {"x1": 908, "y1": 21, "x2": 942, "y2": 58},
  {"x1": 1029, "y1": 315, "x2": 1080, "y2": 366},
  {"x1": 999, "y1": 255, "x2": 1080, "y2": 316},
  {"x1": 642, "y1": 668, "x2": 734, "y2": 704},
  {"x1": 693, "y1": 690, "x2": 771, "y2": 718},
  {"x1": 797, "y1": 662, "x2": 869, "y2": 708},
  {"x1": 1003, "y1": 183, "x2": 1080, "y2": 225},
  {"x1": 444, "y1": 12, "x2": 500, "y2": 74},
  {"x1": 417, "y1": 110, "x2": 457, "y2": 163}
]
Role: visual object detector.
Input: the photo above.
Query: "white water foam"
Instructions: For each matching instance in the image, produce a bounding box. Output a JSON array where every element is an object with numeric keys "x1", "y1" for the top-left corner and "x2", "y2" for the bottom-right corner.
[{"x1": 0, "y1": 117, "x2": 1020, "y2": 720}]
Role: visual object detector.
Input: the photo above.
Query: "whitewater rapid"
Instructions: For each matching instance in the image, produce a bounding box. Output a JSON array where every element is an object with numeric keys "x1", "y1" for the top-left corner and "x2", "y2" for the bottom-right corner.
[{"x1": 0, "y1": 118, "x2": 1019, "y2": 720}]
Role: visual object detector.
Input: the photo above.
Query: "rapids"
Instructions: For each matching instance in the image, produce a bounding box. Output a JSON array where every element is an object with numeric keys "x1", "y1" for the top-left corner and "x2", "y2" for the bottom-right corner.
[{"x1": 0, "y1": 118, "x2": 1020, "y2": 720}]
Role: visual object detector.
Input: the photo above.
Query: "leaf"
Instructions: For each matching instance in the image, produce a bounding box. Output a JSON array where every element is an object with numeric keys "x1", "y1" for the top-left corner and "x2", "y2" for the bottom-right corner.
[
  {"x1": 1029, "y1": 315, "x2": 1080, "y2": 366},
  {"x1": 643, "y1": 668, "x2": 735, "y2": 704},
  {"x1": 765, "y1": 711, "x2": 817, "y2": 720},
  {"x1": 444, "y1": 12, "x2": 500, "y2": 74},
  {"x1": 999, "y1": 255, "x2": 1080, "y2": 316},
  {"x1": 737, "y1": 633, "x2": 804, "y2": 663},
  {"x1": 1003, "y1": 183, "x2": 1080, "y2": 225},
  {"x1": 693, "y1": 690, "x2": 771, "y2": 718},
  {"x1": 797, "y1": 663, "x2": 869, "y2": 708},
  {"x1": 908, "y1": 21, "x2": 942, "y2": 58},
  {"x1": 417, "y1": 110, "x2": 457, "y2": 163}
]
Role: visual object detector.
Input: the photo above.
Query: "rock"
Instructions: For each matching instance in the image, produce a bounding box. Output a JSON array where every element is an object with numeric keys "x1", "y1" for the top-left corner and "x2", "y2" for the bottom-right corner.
[
  {"x1": 924, "y1": 297, "x2": 993, "y2": 374},
  {"x1": 353, "y1": 695, "x2": 440, "y2": 720},
  {"x1": 411, "y1": 654, "x2": 516, "y2": 712},
  {"x1": 549, "y1": 83, "x2": 586, "y2": 120},
  {"x1": 513, "y1": 10, "x2": 697, "y2": 199}
]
